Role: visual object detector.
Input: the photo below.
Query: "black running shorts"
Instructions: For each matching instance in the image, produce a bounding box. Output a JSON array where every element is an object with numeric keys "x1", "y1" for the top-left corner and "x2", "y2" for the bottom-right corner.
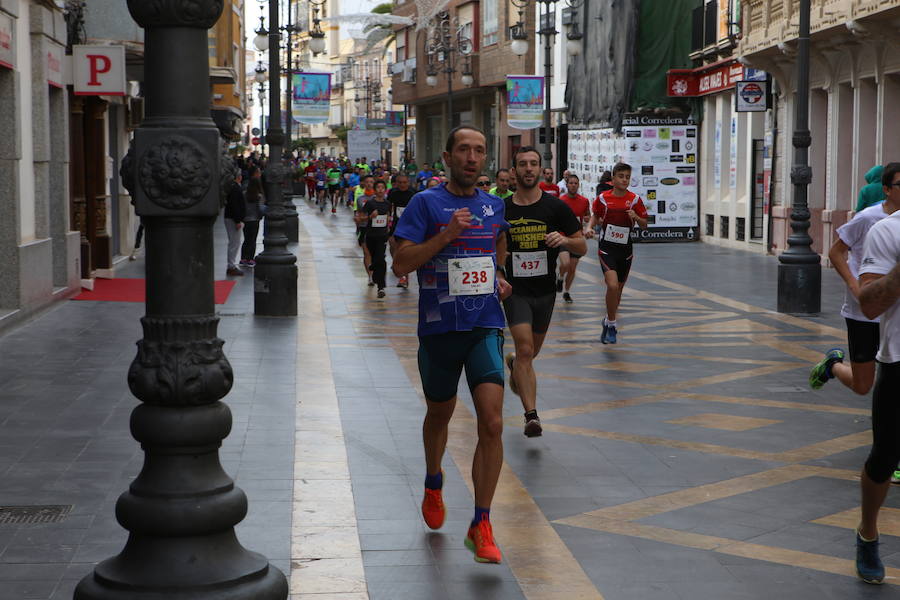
[
  {"x1": 846, "y1": 318, "x2": 880, "y2": 363},
  {"x1": 502, "y1": 293, "x2": 556, "y2": 335},
  {"x1": 599, "y1": 246, "x2": 633, "y2": 283},
  {"x1": 865, "y1": 361, "x2": 900, "y2": 483}
]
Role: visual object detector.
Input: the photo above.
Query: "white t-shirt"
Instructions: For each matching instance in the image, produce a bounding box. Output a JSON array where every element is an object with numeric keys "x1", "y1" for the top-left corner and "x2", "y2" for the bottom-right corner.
[
  {"x1": 836, "y1": 202, "x2": 891, "y2": 322},
  {"x1": 860, "y1": 211, "x2": 900, "y2": 363}
]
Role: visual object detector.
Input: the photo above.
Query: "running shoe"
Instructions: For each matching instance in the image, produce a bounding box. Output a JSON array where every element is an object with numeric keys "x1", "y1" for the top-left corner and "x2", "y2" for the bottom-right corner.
[
  {"x1": 891, "y1": 471, "x2": 900, "y2": 484},
  {"x1": 245, "y1": 260, "x2": 256, "y2": 268},
  {"x1": 421, "y1": 487, "x2": 446, "y2": 530},
  {"x1": 332, "y1": 207, "x2": 336, "y2": 214},
  {"x1": 397, "y1": 275, "x2": 408, "y2": 288},
  {"x1": 856, "y1": 531, "x2": 884, "y2": 584},
  {"x1": 377, "y1": 289, "x2": 386, "y2": 299},
  {"x1": 524, "y1": 415, "x2": 543, "y2": 438},
  {"x1": 505, "y1": 353, "x2": 519, "y2": 396},
  {"x1": 367, "y1": 280, "x2": 375, "y2": 287},
  {"x1": 607, "y1": 323, "x2": 618, "y2": 344},
  {"x1": 601, "y1": 318, "x2": 610, "y2": 344},
  {"x1": 239, "y1": 259, "x2": 250, "y2": 266},
  {"x1": 563, "y1": 292, "x2": 573, "y2": 304},
  {"x1": 465, "y1": 515, "x2": 502, "y2": 563},
  {"x1": 809, "y1": 348, "x2": 845, "y2": 389}
]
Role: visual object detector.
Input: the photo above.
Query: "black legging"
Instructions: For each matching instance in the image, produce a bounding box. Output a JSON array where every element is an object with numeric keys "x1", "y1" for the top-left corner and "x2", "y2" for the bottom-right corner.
[
  {"x1": 366, "y1": 235, "x2": 388, "y2": 289},
  {"x1": 241, "y1": 220, "x2": 260, "y2": 261}
]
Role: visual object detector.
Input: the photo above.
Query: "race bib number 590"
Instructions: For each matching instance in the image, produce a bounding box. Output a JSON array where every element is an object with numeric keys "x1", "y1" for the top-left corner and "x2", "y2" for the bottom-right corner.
[
  {"x1": 603, "y1": 224, "x2": 630, "y2": 244},
  {"x1": 448, "y1": 257, "x2": 495, "y2": 296}
]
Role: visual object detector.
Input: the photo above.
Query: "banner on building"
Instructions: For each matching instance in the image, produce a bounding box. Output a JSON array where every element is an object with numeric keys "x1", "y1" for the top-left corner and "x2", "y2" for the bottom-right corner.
[
  {"x1": 567, "y1": 114, "x2": 699, "y2": 243},
  {"x1": 506, "y1": 75, "x2": 543, "y2": 130},
  {"x1": 348, "y1": 129, "x2": 382, "y2": 162},
  {"x1": 354, "y1": 116, "x2": 367, "y2": 130},
  {"x1": 0, "y1": 12, "x2": 14, "y2": 70},
  {"x1": 384, "y1": 110, "x2": 404, "y2": 137},
  {"x1": 291, "y1": 72, "x2": 331, "y2": 124},
  {"x1": 73, "y1": 45, "x2": 126, "y2": 95}
]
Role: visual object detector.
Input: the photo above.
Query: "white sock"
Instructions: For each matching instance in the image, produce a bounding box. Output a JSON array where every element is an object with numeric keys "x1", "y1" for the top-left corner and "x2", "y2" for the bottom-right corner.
[{"x1": 606, "y1": 319, "x2": 617, "y2": 327}]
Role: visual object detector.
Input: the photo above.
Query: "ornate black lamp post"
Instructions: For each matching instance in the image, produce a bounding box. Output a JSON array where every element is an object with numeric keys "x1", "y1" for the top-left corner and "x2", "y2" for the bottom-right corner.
[
  {"x1": 509, "y1": 0, "x2": 583, "y2": 166},
  {"x1": 253, "y1": 0, "x2": 299, "y2": 316},
  {"x1": 75, "y1": 1, "x2": 288, "y2": 598},
  {"x1": 777, "y1": 0, "x2": 820, "y2": 314},
  {"x1": 424, "y1": 11, "x2": 475, "y2": 130}
]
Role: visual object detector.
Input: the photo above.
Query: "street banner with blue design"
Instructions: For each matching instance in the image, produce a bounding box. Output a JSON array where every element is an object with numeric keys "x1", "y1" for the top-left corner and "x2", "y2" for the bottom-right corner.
[
  {"x1": 506, "y1": 75, "x2": 543, "y2": 130},
  {"x1": 385, "y1": 110, "x2": 404, "y2": 137},
  {"x1": 292, "y1": 72, "x2": 331, "y2": 124}
]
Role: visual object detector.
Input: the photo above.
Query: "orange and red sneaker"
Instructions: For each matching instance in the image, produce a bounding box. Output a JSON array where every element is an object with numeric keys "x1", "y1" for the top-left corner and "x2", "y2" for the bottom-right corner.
[
  {"x1": 421, "y1": 488, "x2": 446, "y2": 530},
  {"x1": 465, "y1": 515, "x2": 502, "y2": 563}
]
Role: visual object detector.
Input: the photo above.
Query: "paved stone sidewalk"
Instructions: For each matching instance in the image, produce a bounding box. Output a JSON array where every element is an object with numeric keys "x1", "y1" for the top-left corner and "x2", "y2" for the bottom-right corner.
[{"x1": 1, "y1": 197, "x2": 900, "y2": 599}]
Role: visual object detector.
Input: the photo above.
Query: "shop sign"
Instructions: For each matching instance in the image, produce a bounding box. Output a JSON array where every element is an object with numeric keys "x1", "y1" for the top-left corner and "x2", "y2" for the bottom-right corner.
[
  {"x1": 735, "y1": 80, "x2": 769, "y2": 112},
  {"x1": 0, "y1": 12, "x2": 13, "y2": 70},
  {"x1": 73, "y1": 45, "x2": 126, "y2": 95},
  {"x1": 47, "y1": 41, "x2": 64, "y2": 88},
  {"x1": 667, "y1": 61, "x2": 744, "y2": 97}
]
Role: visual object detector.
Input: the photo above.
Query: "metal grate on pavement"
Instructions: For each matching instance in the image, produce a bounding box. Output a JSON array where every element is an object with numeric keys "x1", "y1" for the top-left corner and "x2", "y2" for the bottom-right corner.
[{"x1": 0, "y1": 505, "x2": 72, "y2": 524}]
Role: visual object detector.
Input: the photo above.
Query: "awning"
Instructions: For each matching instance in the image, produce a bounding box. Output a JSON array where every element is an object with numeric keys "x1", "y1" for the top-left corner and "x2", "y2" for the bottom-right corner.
[{"x1": 666, "y1": 58, "x2": 744, "y2": 98}]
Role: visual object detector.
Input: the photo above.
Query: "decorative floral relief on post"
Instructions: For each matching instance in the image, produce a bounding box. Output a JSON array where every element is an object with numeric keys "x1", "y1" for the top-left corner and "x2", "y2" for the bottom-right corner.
[
  {"x1": 139, "y1": 135, "x2": 212, "y2": 210},
  {"x1": 128, "y1": 316, "x2": 233, "y2": 406},
  {"x1": 128, "y1": 0, "x2": 224, "y2": 28}
]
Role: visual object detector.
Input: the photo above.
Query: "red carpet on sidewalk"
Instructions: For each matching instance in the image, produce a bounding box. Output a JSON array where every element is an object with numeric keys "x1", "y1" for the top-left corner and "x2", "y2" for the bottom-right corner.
[{"x1": 73, "y1": 278, "x2": 237, "y2": 304}]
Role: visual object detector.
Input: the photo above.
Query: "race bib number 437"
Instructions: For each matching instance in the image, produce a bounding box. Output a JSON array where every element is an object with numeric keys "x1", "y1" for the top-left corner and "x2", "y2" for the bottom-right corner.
[
  {"x1": 448, "y1": 257, "x2": 495, "y2": 296},
  {"x1": 512, "y1": 251, "x2": 548, "y2": 277}
]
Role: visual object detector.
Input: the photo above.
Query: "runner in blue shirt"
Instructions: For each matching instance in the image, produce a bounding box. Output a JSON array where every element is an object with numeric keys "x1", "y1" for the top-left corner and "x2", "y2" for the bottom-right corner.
[{"x1": 392, "y1": 125, "x2": 511, "y2": 565}]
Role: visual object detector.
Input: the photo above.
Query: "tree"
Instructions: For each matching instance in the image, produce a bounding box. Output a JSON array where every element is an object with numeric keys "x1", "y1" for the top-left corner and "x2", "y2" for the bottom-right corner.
[
  {"x1": 333, "y1": 126, "x2": 350, "y2": 145},
  {"x1": 291, "y1": 137, "x2": 316, "y2": 154}
]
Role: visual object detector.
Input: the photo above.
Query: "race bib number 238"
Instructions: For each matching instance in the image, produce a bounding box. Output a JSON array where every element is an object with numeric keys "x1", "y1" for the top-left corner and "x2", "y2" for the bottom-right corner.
[{"x1": 448, "y1": 257, "x2": 495, "y2": 296}]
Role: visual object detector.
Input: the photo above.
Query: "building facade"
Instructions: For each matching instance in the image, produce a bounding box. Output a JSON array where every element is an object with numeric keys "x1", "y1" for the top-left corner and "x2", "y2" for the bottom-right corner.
[
  {"x1": 391, "y1": 0, "x2": 537, "y2": 173},
  {"x1": 667, "y1": 0, "x2": 772, "y2": 251},
  {"x1": 737, "y1": 0, "x2": 900, "y2": 259},
  {"x1": 0, "y1": 0, "x2": 80, "y2": 331}
]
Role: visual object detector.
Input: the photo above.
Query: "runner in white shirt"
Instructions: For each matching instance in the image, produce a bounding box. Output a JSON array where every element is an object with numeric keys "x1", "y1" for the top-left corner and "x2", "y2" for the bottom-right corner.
[
  {"x1": 849, "y1": 162, "x2": 900, "y2": 584},
  {"x1": 809, "y1": 192, "x2": 900, "y2": 393}
]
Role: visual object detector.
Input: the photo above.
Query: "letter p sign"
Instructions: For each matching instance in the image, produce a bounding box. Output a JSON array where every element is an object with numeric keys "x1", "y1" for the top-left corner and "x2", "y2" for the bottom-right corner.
[
  {"x1": 87, "y1": 54, "x2": 111, "y2": 85},
  {"x1": 74, "y1": 45, "x2": 126, "y2": 96}
]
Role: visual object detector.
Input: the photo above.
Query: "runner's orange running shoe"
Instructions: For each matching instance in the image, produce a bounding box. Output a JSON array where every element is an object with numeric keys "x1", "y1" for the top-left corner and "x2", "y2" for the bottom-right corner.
[
  {"x1": 422, "y1": 488, "x2": 446, "y2": 530},
  {"x1": 465, "y1": 515, "x2": 502, "y2": 563}
]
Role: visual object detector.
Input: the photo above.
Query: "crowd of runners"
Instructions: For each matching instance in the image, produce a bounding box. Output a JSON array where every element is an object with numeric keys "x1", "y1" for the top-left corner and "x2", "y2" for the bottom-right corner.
[{"x1": 237, "y1": 129, "x2": 900, "y2": 582}]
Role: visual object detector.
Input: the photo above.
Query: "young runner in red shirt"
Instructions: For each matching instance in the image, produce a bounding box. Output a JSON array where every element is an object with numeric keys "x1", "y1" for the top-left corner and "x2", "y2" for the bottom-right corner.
[
  {"x1": 586, "y1": 162, "x2": 648, "y2": 344},
  {"x1": 557, "y1": 174, "x2": 591, "y2": 303}
]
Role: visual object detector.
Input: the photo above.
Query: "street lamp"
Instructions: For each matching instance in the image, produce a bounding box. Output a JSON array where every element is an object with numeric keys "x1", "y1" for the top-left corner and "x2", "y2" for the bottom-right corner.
[
  {"x1": 308, "y1": 0, "x2": 328, "y2": 55},
  {"x1": 76, "y1": 0, "x2": 288, "y2": 597},
  {"x1": 254, "y1": 15, "x2": 269, "y2": 52},
  {"x1": 510, "y1": 0, "x2": 584, "y2": 164},
  {"x1": 255, "y1": 0, "x2": 298, "y2": 316},
  {"x1": 777, "y1": 0, "x2": 820, "y2": 313},
  {"x1": 425, "y1": 10, "x2": 475, "y2": 130}
]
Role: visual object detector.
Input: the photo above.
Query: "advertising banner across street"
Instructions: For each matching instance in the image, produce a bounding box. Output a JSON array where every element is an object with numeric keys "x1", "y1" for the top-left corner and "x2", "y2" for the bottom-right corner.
[
  {"x1": 348, "y1": 129, "x2": 381, "y2": 162},
  {"x1": 506, "y1": 75, "x2": 543, "y2": 130},
  {"x1": 292, "y1": 72, "x2": 331, "y2": 124},
  {"x1": 568, "y1": 114, "x2": 699, "y2": 243}
]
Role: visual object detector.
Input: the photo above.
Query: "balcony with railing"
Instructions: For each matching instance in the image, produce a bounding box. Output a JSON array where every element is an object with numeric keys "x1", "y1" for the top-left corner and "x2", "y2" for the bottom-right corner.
[{"x1": 738, "y1": 0, "x2": 900, "y2": 57}]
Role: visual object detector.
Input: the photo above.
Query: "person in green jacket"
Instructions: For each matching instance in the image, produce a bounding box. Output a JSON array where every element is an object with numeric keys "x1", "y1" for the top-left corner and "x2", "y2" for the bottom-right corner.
[{"x1": 857, "y1": 165, "x2": 885, "y2": 212}]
